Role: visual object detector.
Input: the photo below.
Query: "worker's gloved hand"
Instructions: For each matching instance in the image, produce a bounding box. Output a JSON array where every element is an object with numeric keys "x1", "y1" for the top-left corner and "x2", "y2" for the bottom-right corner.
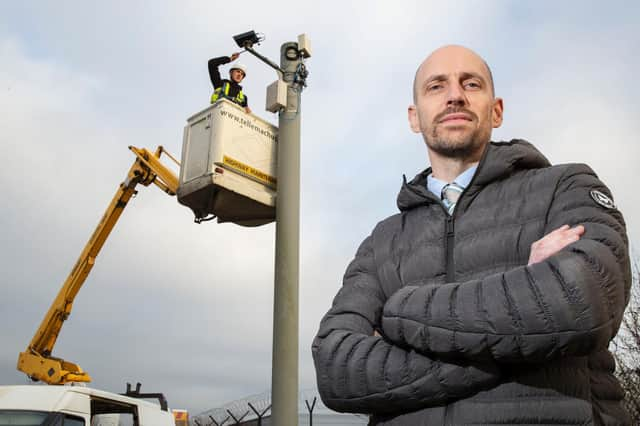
[{"x1": 230, "y1": 52, "x2": 240, "y2": 61}]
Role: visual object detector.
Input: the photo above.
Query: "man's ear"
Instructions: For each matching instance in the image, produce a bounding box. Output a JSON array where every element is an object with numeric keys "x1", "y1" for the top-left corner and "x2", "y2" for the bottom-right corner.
[
  {"x1": 408, "y1": 105, "x2": 421, "y2": 133},
  {"x1": 492, "y1": 97, "x2": 504, "y2": 128}
]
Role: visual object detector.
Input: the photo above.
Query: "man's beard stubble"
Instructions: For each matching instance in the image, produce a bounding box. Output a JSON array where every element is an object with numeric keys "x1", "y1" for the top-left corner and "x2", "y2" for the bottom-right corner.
[{"x1": 424, "y1": 107, "x2": 488, "y2": 160}]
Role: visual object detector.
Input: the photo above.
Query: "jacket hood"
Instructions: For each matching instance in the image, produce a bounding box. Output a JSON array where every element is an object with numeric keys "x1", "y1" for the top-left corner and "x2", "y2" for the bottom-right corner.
[{"x1": 397, "y1": 139, "x2": 551, "y2": 212}]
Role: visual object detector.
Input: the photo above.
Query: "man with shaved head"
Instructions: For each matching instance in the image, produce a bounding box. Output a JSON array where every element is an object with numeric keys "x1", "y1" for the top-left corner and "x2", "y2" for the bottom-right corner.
[{"x1": 313, "y1": 45, "x2": 631, "y2": 425}]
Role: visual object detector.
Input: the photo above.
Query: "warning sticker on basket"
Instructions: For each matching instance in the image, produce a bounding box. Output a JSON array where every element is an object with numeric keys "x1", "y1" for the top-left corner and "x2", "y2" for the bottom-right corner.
[{"x1": 223, "y1": 155, "x2": 277, "y2": 187}]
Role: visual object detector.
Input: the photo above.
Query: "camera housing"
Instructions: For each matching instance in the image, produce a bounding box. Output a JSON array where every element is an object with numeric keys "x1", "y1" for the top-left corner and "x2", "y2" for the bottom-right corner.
[{"x1": 233, "y1": 31, "x2": 261, "y2": 48}]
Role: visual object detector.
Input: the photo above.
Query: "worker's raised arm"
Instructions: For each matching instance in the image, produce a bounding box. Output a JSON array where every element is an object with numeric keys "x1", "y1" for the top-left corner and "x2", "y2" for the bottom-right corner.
[
  {"x1": 208, "y1": 55, "x2": 232, "y2": 89},
  {"x1": 381, "y1": 164, "x2": 630, "y2": 363},
  {"x1": 312, "y1": 233, "x2": 501, "y2": 415}
]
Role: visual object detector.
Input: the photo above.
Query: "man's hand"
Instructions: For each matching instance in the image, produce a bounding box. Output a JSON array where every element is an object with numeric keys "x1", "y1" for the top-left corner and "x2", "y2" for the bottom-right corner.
[
  {"x1": 245, "y1": 106, "x2": 252, "y2": 114},
  {"x1": 528, "y1": 224, "x2": 585, "y2": 265},
  {"x1": 230, "y1": 52, "x2": 240, "y2": 61}
]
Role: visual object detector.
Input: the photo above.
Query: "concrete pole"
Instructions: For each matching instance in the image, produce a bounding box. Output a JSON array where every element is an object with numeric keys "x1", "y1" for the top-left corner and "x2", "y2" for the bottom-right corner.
[{"x1": 271, "y1": 41, "x2": 302, "y2": 426}]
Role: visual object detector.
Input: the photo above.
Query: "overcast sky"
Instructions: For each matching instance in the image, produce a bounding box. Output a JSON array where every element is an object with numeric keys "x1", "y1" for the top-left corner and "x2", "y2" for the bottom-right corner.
[{"x1": 1, "y1": 0, "x2": 639, "y2": 414}]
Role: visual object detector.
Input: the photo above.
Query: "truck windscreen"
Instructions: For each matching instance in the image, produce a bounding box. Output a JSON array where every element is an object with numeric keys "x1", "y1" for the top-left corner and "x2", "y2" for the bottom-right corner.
[{"x1": 0, "y1": 410, "x2": 48, "y2": 425}]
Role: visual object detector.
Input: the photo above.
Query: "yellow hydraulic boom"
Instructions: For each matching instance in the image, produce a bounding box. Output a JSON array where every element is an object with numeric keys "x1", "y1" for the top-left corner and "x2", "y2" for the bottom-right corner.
[{"x1": 17, "y1": 146, "x2": 180, "y2": 384}]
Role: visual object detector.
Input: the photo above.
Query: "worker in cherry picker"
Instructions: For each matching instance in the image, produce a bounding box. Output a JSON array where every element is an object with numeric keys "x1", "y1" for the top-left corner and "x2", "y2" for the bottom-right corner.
[{"x1": 208, "y1": 52, "x2": 251, "y2": 113}]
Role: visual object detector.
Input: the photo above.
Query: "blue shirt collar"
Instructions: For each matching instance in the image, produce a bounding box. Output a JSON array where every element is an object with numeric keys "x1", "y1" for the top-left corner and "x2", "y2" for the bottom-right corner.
[{"x1": 426, "y1": 165, "x2": 478, "y2": 198}]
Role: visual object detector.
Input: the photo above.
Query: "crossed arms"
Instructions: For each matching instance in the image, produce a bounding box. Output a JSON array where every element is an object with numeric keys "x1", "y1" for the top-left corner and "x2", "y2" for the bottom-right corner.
[
  {"x1": 313, "y1": 233, "x2": 502, "y2": 414},
  {"x1": 312, "y1": 165, "x2": 630, "y2": 415}
]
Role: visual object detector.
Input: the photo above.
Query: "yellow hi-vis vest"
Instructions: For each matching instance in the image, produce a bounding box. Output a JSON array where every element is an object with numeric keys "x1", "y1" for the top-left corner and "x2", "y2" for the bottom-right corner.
[{"x1": 211, "y1": 81, "x2": 245, "y2": 105}]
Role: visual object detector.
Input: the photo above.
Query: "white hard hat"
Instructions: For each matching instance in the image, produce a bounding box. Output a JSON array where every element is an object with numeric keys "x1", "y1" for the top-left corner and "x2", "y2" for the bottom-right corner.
[{"x1": 230, "y1": 63, "x2": 247, "y2": 77}]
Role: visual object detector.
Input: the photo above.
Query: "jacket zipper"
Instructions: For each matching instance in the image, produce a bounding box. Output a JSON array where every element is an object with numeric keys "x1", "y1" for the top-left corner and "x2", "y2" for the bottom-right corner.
[
  {"x1": 441, "y1": 145, "x2": 493, "y2": 283},
  {"x1": 445, "y1": 214, "x2": 455, "y2": 282},
  {"x1": 400, "y1": 145, "x2": 496, "y2": 426},
  {"x1": 403, "y1": 144, "x2": 493, "y2": 284}
]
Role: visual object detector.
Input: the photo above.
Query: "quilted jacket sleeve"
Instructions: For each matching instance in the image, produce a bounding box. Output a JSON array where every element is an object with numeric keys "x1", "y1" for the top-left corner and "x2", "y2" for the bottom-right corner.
[
  {"x1": 312, "y1": 233, "x2": 501, "y2": 415},
  {"x1": 381, "y1": 165, "x2": 631, "y2": 363}
]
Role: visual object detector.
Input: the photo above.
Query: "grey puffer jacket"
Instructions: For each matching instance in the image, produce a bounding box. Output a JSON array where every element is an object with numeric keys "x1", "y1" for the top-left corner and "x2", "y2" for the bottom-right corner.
[{"x1": 312, "y1": 140, "x2": 631, "y2": 425}]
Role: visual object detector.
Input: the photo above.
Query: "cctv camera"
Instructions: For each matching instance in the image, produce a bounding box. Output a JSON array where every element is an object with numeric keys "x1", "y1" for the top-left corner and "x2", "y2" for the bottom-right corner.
[{"x1": 233, "y1": 31, "x2": 261, "y2": 48}]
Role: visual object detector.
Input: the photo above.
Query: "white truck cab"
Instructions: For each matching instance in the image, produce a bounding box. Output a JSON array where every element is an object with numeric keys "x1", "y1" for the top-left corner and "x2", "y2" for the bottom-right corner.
[{"x1": 0, "y1": 385, "x2": 176, "y2": 426}]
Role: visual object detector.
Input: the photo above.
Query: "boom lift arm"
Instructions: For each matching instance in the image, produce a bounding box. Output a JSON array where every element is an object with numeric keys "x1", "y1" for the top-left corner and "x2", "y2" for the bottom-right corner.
[{"x1": 17, "y1": 146, "x2": 179, "y2": 385}]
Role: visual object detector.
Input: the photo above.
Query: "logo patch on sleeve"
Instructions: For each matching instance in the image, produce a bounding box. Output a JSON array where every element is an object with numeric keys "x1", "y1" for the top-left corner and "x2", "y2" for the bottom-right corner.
[{"x1": 590, "y1": 190, "x2": 616, "y2": 209}]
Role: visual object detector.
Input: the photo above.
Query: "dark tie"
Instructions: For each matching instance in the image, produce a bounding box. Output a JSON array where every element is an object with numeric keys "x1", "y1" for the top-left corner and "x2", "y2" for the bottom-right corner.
[{"x1": 441, "y1": 182, "x2": 464, "y2": 215}]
